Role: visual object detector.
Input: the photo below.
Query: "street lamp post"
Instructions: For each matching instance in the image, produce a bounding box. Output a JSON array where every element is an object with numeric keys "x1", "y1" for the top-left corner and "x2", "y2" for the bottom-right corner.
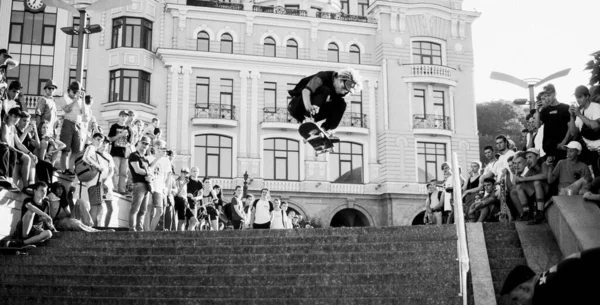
[{"x1": 490, "y1": 69, "x2": 571, "y2": 109}]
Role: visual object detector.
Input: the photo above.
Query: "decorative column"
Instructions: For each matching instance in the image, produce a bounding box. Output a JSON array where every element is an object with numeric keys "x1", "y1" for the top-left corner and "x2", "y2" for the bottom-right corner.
[
  {"x1": 168, "y1": 66, "x2": 180, "y2": 149},
  {"x1": 368, "y1": 79, "x2": 378, "y2": 183},
  {"x1": 382, "y1": 59, "x2": 389, "y2": 130},
  {"x1": 250, "y1": 71, "x2": 261, "y2": 158},
  {"x1": 180, "y1": 66, "x2": 193, "y2": 154},
  {"x1": 449, "y1": 86, "x2": 456, "y2": 134},
  {"x1": 407, "y1": 82, "x2": 414, "y2": 131},
  {"x1": 239, "y1": 70, "x2": 250, "y2": 157}
]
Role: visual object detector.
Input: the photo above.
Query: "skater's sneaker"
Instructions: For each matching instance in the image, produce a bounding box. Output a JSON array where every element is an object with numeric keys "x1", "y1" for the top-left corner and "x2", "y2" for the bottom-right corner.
[
  {"x1": 6, "y1": 240, "x2": 24, "y2": 248},
  {"x1": 527, "y1": 212, "x2": 545, "y2": 225}
]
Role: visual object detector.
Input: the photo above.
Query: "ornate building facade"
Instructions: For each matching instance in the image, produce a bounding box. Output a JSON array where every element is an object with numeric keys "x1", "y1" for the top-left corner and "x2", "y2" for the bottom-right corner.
[{"x1": 0, "y1": 0, "x2": 480, "y2": 227}]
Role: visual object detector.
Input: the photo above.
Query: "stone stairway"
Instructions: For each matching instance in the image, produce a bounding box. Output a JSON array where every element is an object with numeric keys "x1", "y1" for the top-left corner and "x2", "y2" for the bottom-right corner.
[
  {"x1": 482, "y1": 223, "x2": 527, "y2": 305},
  {"x1": 0, "y1": 225, "x2": 463, "y2": 305}
]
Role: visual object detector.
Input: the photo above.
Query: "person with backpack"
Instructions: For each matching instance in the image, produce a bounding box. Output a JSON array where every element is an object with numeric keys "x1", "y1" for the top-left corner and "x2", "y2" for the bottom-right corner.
[
  {"x1": 425, "y1": 180, "x2": 444, "y2": 225},
  {"x1": 229, "y1": 185, "x2": 245, "y2": 230},
  {"x1": 270, "y1": 198, "x2": 287, "y2": 229}
]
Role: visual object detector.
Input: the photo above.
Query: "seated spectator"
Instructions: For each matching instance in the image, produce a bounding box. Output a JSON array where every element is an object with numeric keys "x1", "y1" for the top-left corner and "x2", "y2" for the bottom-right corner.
[
  {"x1": 547, "y1": 141, "x2": 592, "y2": 196},
  {"x1": 513, "y1": 148, "x2": 551, "y2": 224},
  {"x1": 462, "y1": 161, "x2": 482, "y2": 207},
  {"x1": 48, "y1": 182, "x2": 103, "y2": 232},
  {"x1": 1, "y1": 80, "x2": 24, "y2": 121},
  {"x1": 230, "y1": 185, "x2": 245, "y2": 230},
  {"x1": 143, "y1": 117, "x2": 162, "y2": 141},
  {"x1": 35, "y1": 120, "x2": 66, "y2": 184},
  {"x1": 568, "y1": 85, "x2": 600, "y2": 176},
  {"x1": 250, "y1": 188, "x2": 274, "y2": 229},
  {"x1": 505, "y1": 152, "x2": 528, "y2": 221},
  {"x1": 425, "y1": 180, "x2": 444, "y2": 225},
  {"x1": 173, "y1": 167, "x2": 190, "y2": 231},
  {"x1": 15, "y1": 112, "x2": 39, "y2": 184},
  {"x1": 243, "y1": 194, "x2": 254, "y2": 229},
  {"x1": 1, "y1": 108, "x2": 36, "y2": 189},
  {"x1": 35, "y1": 80, "x2": 58, "y2": 136},
  {"x1": 468, "y1": 177, "x2": 500, "y2": 222},
  {"x1": 270, "y1": 198, "x2": 287, "y2": 229},
  {"x1": 11, "y1": 182, "x2": 54, "y2": 247}
]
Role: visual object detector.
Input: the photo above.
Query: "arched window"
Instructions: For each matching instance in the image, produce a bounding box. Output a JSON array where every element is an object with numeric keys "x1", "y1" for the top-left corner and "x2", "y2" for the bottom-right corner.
[
  {"x1": 197, "y1": 31, "x2": 210, "y2": 52},
  {"x1": 194, "y1": 134, "x2": 233, "y2": 178},
  {"x1": 263, "y1": 138, "x2": 300, "y2": 181},
  {"x1": 264, "y1": 37, "x2": 276, "y2": 57},
  {"x1": 220, "y1": 33, "x2": 233, "y2": 54},
  {"x1": 327, "y1": 43, "x2": 339, "y2": 62},
  {"x1": 286, "y1": 39, "x2": 298, "y2": 59},
  {"x1": 329, "y1": 142, "x2": 364, "y2": 184},
  {"x1": 349, "y1": 44, "x2": 360, "y2": 64}
]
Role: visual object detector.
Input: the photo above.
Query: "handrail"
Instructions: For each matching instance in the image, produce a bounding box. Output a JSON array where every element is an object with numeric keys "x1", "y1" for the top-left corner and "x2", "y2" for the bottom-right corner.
[{"x1": 451, "y1": 152, "x2": 470, "y2": 305}]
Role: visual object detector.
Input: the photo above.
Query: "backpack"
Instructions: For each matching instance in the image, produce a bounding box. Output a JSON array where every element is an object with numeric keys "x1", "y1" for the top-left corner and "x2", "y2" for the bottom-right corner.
[{"x1": 74, "y1": 148, "x2": 109, "y2": 182}]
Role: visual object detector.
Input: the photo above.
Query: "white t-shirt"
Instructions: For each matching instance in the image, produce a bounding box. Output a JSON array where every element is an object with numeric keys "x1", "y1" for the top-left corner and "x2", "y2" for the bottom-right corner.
[
  {"x1": 575, "y1": 102, "x2": 600, "y2": 150},
  {"x1": 270, "y1": 209, "x2": 285, "y2": 229},
  {"x1": 496, "y1": 150, "x2": 515, "y2": 178},
  {"x1": 149, "y1": 157, "x2": 171, "y2": 194},
  {"x1": 101, "y1": 151, "x2": 115, "y2": 191},
  {"x1": 253, "y1": 199, "x2": 273, "y2": 225},
  {"x1": 534, "y1": 125, "x2": 545, "y2": 157}
]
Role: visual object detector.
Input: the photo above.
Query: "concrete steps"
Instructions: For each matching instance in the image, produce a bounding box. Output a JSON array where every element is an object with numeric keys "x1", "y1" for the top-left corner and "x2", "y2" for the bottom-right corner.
[{"x1": 0, "y1": 225, "x2": 462, "y2": 304}]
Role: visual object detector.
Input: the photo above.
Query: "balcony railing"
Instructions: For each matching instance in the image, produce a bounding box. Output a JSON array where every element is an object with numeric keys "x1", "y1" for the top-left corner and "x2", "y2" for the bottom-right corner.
[
  {"x1": 413, "y1": 114, "x2": 451, "y2": 130},
  {"x1": 407, "y1": 64, "x2": 455, "y2": 79},
  {"x1": 194, "y1": 103, "x2": 236, "y2": 120},
  {"x1": 187, "y1": 0, "x2": 244, "y2": 10},
  {"x1": 263, "y1": 107, "x2": 298, "y2": 124},
  {"x1": 316, "y1": 11, "x2": 368, "y2": 23},
  {"x1": 339, "y1": 112, "x2": 367, "y2": 128},
  {"x1": 22, "y1": 95, "x2": 42, "y2": 109},
  {"x1": 252, "y1": 5, "x2": 307, "y2": 16}
]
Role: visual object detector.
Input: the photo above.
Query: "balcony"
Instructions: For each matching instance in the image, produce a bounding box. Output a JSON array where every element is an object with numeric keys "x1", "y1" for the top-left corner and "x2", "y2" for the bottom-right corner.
[
  {"x1": 412, "y1": 114, "x2": 452, "y2": 136},
  {"x1": 186, "y1": 0, "x2": 243, "y2": 10},
  {"x1": 261, "y1": 107, "x2": 298, "y2": 130},
  {"x1": 22, "y1": 95, "x2": 42, "y2": 110},
  {"x1": 316, "y1": 11, "x2": 368, "y2": 23},
  {"x1": 337, "y1": 112, "x2": 369, "y2": 135},
  {"x1": 402, "y1": 64, "x2": 457, "y2": 87},
  {"x1": 252, "y1": 5, "x2": 307, "y2": 16},
  {"x1": 192, "y1": 103, "x2": 238, "y2": 127}
]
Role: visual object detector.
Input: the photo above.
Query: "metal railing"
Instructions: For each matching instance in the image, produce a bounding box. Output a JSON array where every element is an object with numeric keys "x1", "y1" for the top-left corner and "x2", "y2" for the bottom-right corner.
[
  {"x1": 407, "y1": 64, "x2": 455, "y2": 78},
  {"x1": 186, "y1": 0, "x2": 243, "y2": 10},
  {"x1": 194, "y1": 103, "x2": 236, "y2": 120},
  {"x1": 263, "y1": 107, "x2": 298, "y2": 123},
  {"x1": 316, "y1": 11, "x2": 369, "y2": 23},
  {"x1": 412, "y1": 114, "x2": 451, "y2": 130},
  {"x1": 252, "y1": 5, "x2": 307, "y2": 16},
  {"x1": 339, "y1": 112, "x2": 367, "y2": 128},
  {"x1": 451, "y1": 153, "x2": 470, "y2": 305}
]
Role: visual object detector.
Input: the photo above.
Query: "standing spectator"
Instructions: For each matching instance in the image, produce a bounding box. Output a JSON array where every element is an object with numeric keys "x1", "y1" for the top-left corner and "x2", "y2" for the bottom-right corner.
[
  {"x1": 35, "y1": 121, "x2": 65, "y2": 184},
  {"x1": 147, "y1": 139, "x2": 171, "y2": 231},
  {"x1": 108, "y1": 110, "x2": 132, "y2": 194},
  {"x1": 281, "y1": 201, "x2": 292, "y2": 229},
  {"x1": 204, "y1": 181, "x2": 222, "y2": 231},
  {"x1": 126, "y1": 110, "x2": 137, "y2": 129},
  {"x1": 482, "y1": 145, "x2": 501, "y2": 180},
  {"x1": 425, "y1": 180, "x2": 444, "y2": 225},
  {"x1": 98, "y1": 137, "x2": 115, "y2": 227},
  {"x1": 186, "y1": 168, "x2": 204, "y2": 230},
  {"x1": 568, "y1": 85, "x2": 600, "y2": 176},
  {"x1": 130, "y1": 119, "x2": 144, "y2": 147},
  {"x1": 12, "y1": 182, "x2": 54, "y2": 247},
  {"x1": 441, "y1": 162, "x2": 454, "y2": 223},
  {"x1": 250, "y1": 188, "x2": 274, "y2": 229},
  {"x1": 547, "y1": 141, "x2": 593, "y2": 196},
  {"x1": 243, "y1": 194, "x2": 254, "y2": 229},
  {"x1": 513, "y1": 149, "x2": 551, "y2": 224},
  {"x1": 462, "y1": 161, "x2": 482, "y2": 207},
  {"x1": 230, "y1": 185, "x2": 245, "y2": 229},
  {"x1": 163, "y1": 149, "x2": 177, "y2": 231},
  {"x1": 537, "y1": 84, "x2": 571, "y2": 162},
  {"x1": 173, "y1": 167, "x2": 189, "y2": 231},
  {"x1": 35, "y1": 80, "x2": 58, "y2": 135},
  {"x1": 468, "y1": 177, "x2": 500, "y2": 222},
  {"x1": 1, "y1": 108, "x2": 35, "y2": 189},
  {"x1": 143, "y1": 117, "x2": 162, "y2": 141},
  {"x1": 82, "y1": 133, "x2": 109, "y2": 226},
  {"x1": 128, "y1": 136, "x2": 152, "y2": 231},
  {"x1": 270, "y1": 198, "x2": 286, "y2": 229},
  {"x1": 58, "y1": 81, "x2": 86, "y2": 175}
]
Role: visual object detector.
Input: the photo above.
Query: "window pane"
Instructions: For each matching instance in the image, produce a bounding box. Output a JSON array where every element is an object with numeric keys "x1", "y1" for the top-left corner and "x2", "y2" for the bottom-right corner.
[
  {"x1": 264, "y1": 44, "x2": 275, "y2": 57},
  {"x1": 10, "y1": 25, "x2": 22, "y2": 43},
  {"x1": 195, "y1": 147, "x2": 206, "y2": 175},
  {"x1": 286, "y1": 45, "x2": 297, "y2": 59},
  {"x1": 28, "y1": 65, "x2": 39, "y2": 95},
  {"x1": 43, "y1": 26, "x2": 54, "y2": 45},
  {"x1": 349, "y1": 51, "x2": 360, "y2": 64},
  {"x1": 207, "y1": 135, "x2": 219, "y2": 146},
  {"x1": 275, "y1": 158, "x2": 286, "y2": 180},
  {"x1": 417, "y1": 142, "x2": 446, "y2": 183},
  {"x1": 130, "y1": 78, "x2": 139, "y2": 102},
  {"x1": 197, "y1": 36, "x2": 209, "y2": 52},
  {"x1": 32, "y1": 13, "x2": 43, "y2": 44},
  {"x1": 196, "y1": 84, "x2": 209, "y2": 106},
  {"x1": 220, "y1": 148, "x2": 232, "y2": 177},
  {"x1": 222, "y1": 137, "x2": 232, "y2": 147},
  {"x1": 264, "y1": 151, "x2": 274, "y2": 179},
  {"x1": 275, "y1": 139, "x2": 286, "y2": 150},
  {"x1": 264, "y1": 139, "x2": 274, "y2": 150},
  {"x1": 207, "y1": 155, "x2": 219, "y2": 177},
  {"x1": 197, "y1": 135, "x2": 206, "y2": 146},
  {"x1": 11, "y1": 12, "x2": 24, "y2": 22},
  {"x1": 418, "y1": 154, "x2": 426, "y2": 182},
  {"x1": 288, "y1": 152, "x2": 299, "y2": 180}
]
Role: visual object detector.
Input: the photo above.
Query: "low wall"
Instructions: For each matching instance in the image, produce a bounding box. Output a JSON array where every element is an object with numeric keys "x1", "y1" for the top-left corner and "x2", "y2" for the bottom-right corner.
[{"x1": 546, "y1": 195, "x2": 600, "y2": 257}]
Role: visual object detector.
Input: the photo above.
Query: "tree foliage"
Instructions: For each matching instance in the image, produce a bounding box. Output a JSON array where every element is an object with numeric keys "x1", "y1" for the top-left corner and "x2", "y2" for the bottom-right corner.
[
  {"x1": 476, "y1": 100, "x2": 528, "y2": 162},
  {"x1": 585, "y1": 50, "x2": 600, "y2": 86}
]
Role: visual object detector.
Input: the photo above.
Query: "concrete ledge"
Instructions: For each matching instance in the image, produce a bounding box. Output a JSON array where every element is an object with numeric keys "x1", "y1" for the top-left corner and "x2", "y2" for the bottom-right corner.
[
  {"x1": 466, "y1": 222, "x2": 496, "y2": 305},
  {"x1": 546, "y1": 195, "x2": 600, "y2": 257},
  {"x1": 514, "y1": 222, "x2": 562, "y2": 273},
  {"x1": 0, "y1": 190, "x2": 26, "y2": 239}
]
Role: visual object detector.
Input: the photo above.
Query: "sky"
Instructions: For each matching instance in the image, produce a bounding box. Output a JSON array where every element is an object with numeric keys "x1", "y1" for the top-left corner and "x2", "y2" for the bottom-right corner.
[{"x1": 462, "y1": 0, "x2": 600, "y2": 104}]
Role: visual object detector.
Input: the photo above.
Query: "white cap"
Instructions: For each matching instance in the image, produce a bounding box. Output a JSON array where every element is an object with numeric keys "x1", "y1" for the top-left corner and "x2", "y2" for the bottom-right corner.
[{"x1": 565, "y1": 141, "x2": 582, "y2": 152}]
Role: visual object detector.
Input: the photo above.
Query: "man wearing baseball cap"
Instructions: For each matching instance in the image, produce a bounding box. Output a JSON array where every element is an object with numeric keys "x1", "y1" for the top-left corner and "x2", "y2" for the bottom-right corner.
[
  {"x1": 567, "y1": 85, "x2": 600, "y2": 176},
  {"x1": 511, "y1": 148, "x2": 550, "y2": 224},
  {"x1": 547, "y1": 141, "x2": 592, "y2": 198},
  {"x1": 501, "y1": 247, "x2": 600, "y2": 305},
  {"x1": 35, "y1": 80, "x2": 59, "y2": 135},
  {"x1": 537, "y1": 84, "x2": 570, "y2": 162},
  {"x1": 58, "y1": 81, "x2": 86, "y2": 175}
]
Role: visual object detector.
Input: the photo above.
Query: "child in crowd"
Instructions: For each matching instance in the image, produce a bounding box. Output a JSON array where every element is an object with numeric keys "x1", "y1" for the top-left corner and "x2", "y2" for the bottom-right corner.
[{"x1": 270, "y1": 198, "x2": 286, "y2": 229}]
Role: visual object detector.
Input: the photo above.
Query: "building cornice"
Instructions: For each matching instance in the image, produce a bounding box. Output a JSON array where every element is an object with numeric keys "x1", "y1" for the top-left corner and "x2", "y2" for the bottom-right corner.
[{"x1": 369, "y1": 0, "x2": 481, "y2": 22}]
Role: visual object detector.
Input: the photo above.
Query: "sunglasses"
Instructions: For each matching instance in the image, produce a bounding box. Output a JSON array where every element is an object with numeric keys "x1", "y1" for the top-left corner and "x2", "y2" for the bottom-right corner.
[
  {"x1": 141, "y1": 142, "x2": 150, "y2": 146},
  {"x1": 343, "y1": 80, "x2": 356, "y2": 91}
]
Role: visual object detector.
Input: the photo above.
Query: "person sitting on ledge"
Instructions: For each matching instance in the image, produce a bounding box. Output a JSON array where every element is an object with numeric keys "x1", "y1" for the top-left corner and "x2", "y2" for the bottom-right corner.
[
  {"x1": 501, "y1": 247, "x2": 600, "y2": 305},
  {"x1": 547, "y1": 141, "x2": 592, "y2": 196},
  {"x1": 467, "y1": 177, "x2": 500, "y2": 222},
  {"x1": 9, "y1": 182, "x2": 55, "y2": 247}
]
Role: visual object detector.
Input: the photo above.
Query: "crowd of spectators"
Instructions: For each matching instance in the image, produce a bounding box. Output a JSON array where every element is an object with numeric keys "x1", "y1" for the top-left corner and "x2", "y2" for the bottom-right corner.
[{"x1": 425, "y1": 83, "x2": 600, "y2": 226}]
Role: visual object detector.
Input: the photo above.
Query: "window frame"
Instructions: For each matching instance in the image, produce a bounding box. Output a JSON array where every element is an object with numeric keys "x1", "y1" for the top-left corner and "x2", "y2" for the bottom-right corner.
[
  {"x1": 349, "y1": 44, "x2": 361, "y2": 64},
  {"x1": 220, "y1": 33, "x2": 233, "y2": 54},
  {"x1": 111, "y1": 17, "x2": 153, "y2": 51},
  {"x1": 194, "y1": 134, "x2": 234, "y2": 179},
  {"x1": 358, "y1": 0, "x2": 369, "y2": 16},
  {"x1": 412, "y1": 41, "x2": 443, "y2": 65},
  {"x1": 433, "y1": 90, "x2": 446, "y2": 117},
  {"x1": 413, "y1": 89, "x2": 426, "y2": 119},
  {"x1": 196, "y1": 31, "x2": 210, "y2": 52},
  {"x1": 417, "y1": 142, "x2": 447, "y2": 183},
  {"x1": 71, "y1": 16, "x2": 90, "y2": 48},
  {"x1": 329, "y1": 141, "x2": 364, "y2": 184},
  {"x1": 108, "y1": 69, "x2": 152, "y2": 104},
  {"x1": 286, "y1": 39, "x2": 298, "y2": 59},
  {"x1": 264, "y1": 82, "x2": 278, "y2": 111},
  {"x1": 327, "y1": 42, "x2": 339, "y2": 62},
  {"x1": 340, "y1": 0, "x2": 349, "y2": 14},
  {"x1": 219, "y1": 78, "x2": 233, "y2": 108},
  {"x1": 263, "y1": 138, "x2": 300, "y2": 181},
  {"x1": 264, "y1": 37, "x2": 276, "y2": 57},
  {"x1": 195, "y1": 77, "x2": 210, "y2": 108}
]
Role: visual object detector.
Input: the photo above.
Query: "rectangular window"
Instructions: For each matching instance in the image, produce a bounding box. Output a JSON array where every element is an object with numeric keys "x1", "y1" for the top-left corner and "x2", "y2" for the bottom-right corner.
[
  {"x1": 329, "y1": 142, "x2": 364, "y2": 184},
  {"x1": 417, "y1": 142, "x2": 447, "y2": 183},
  {"x1": 284, "y1": 5, "x2": 300, "y2": 9},
  {"x1": 413, "y1": 89, "x2": 426, "y2": 119},
  {"x1": 412, "y1": 41, "x2": 443, "y2": 65},
  {"x1": 69, "y1": 69, "x2": 88, "y2": 90},
  {"x1": 340, "y1": 0, "x2": 349, "y2": 14},
  {"x1": 220, "y1": 79, "x2": 233, "y2": 107},
  {"x1": 194, "y1": 135, "x2": 233, "y2": 178},
  {"x1": 264, "y1": 138, "x2": 300, "y2": 181},
  {"x1": 111, "y1": 17, "x2": 153, "y2": 51},
  {"x1": 349, "y1": 93, "x2": 364, "y2": 127},
  {"x1": 358, "y1": 0, "x2": 369, "y2": 16},
  {"x1": 9, "y1": 10, "x2": 56, "y2": 45},
  {"x1": 264, "y1": 82, "x2": 277, "y2": 111},
  {"x1": 433, "y1": 90, "x2": 445, "y2": 117},
  {"x1": 108, "y1": 69, "x2": 151, "y2": 104},
  {"x1": 196, "y1": 77, "x2": 210, "y2": 108},
  {"x1": 71, "y1": 17, "x2": 91, "y2": 48}
]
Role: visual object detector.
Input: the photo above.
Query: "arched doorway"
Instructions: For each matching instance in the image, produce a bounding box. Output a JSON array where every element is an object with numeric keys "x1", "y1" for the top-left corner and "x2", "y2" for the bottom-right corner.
[
  {"x1": 330, "y1": 208, "x2": 370, "y2": 227},
  {"x1": 412, "y1": 211, "x2": 427, "y2": 225}
]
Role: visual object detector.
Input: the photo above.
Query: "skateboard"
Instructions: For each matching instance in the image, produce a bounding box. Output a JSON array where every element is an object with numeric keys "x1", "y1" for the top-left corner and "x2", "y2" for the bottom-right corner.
[
  {"x1": 0, "y1": 178, "x2": 20, "y2": 193},
  {"x1": 299, "y1": 122, "x2": 337, "y2": 155},
  {"x1": 0, "y1": 244, "x2": 36, "y2": 255}
]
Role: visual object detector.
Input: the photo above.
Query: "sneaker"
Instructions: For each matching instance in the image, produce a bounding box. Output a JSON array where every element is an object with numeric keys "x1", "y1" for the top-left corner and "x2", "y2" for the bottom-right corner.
[
  {"x1": 517, "y1": 213, "x2": 532, "y2": 222},
  {"x1": 6, "y1": 240, "x2": 24, "y2": 248},
  {"x1": 527, "y1": 212, "x2": 545, "y2": 225}
]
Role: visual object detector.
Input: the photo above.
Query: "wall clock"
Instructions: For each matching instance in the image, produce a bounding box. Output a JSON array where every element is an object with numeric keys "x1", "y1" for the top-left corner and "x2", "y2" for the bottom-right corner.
[{"x1": 25, "y1": 0, "x2": 47, "y2": 13}]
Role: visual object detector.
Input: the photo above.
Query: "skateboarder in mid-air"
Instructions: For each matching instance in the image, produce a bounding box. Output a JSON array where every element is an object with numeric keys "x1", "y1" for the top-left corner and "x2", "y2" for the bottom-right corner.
[{"x1": 288, "y1": 68, "x2": 362, "y2": 140}]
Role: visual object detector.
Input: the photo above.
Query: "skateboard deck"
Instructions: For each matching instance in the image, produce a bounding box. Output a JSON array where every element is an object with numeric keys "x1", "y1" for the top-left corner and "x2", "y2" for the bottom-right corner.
[
  {"x1": 0, "y1": 244, "x2": 36, "y2": 255},
  {"x1": 299, "y1": 122, "x2": 335, "y2": 155}
]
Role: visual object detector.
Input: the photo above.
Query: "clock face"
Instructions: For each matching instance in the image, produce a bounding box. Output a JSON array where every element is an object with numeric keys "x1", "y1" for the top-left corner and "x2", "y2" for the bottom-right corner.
[{"x1": 25, "y1": 0, "x2": 46, "y2": 13}]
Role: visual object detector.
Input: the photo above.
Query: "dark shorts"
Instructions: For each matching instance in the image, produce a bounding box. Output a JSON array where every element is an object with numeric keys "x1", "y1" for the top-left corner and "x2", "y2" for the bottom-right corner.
[
  {"x1": 20, "y1": 222, "x2": 44, "y2": 240},
  {"x1": 253, "y1": 222, "x2": 270, "y2": 229},
  {"x1": 174, "y1": 196, "x2": 187, "y2": 220},
  {"x1": 59, "y1": 119, "x2": 82, "y2": 154},
  {"x1": 206, "y1": 205, "x2": 218, "y2": 221}
]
